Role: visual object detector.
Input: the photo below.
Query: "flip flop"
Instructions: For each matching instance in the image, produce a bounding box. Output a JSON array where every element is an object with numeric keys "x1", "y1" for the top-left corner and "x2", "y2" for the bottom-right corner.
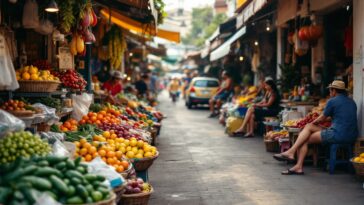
[
  {"x1": 243, "y1": 133, "x2": 254, "y2": 138},
  {"x1": 232, "y1": 131, "x2": 245, "y2": 137},
  {"x1": 281, "y1": 169, "x2": 304, "y2": 175},
  {"x1": 273, "y1": 154, "x2": 295, "y2": 162}
]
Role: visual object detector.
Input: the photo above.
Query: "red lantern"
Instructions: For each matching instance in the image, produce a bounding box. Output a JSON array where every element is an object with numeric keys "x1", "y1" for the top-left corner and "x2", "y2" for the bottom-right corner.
[
  {"x1": 308, "y1": 25, "x2": 323, "y2": 40},
  {"x1": 298, "y1": 26, "x2": 310, "y2": 41}
]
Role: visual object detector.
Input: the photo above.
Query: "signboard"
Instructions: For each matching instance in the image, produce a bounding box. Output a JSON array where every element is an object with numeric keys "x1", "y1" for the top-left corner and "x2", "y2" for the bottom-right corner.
[{"x1": 58, "y1": 47, "x2": 74, "y2": 70}]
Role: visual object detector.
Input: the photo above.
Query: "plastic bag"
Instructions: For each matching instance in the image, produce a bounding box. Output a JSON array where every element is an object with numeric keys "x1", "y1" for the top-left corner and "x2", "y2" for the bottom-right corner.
[
  {"x1": 52, "y1": 139, "x2": 72, "y2": 157},
  {"x1": 87, "y1": 157, "x2": 125, "y2": 188},
  {"x1": 0, "y1": 33, "x2": 19, "y2": 90},
  {"x1": 40, "y1": 131, "x2": 65, "y2": 144},
  {"x1": 71, "y1": 93, "x2": 93, "y2": 121},
  {"x1": 32, "y1": 103, "x2": 59, "y2": 125},
  {"x1": 282, "y1": 109, "x2": 303, "y2": 124},
  {"x1": 0, "y1": 110, "x2": 25, "y2": 137},
  {"x1": 34, "y1": 192, "x2": 62, "y2": 205},
  {"x1": 22, "y1": 0, "x2": 39, "y2": 29}
]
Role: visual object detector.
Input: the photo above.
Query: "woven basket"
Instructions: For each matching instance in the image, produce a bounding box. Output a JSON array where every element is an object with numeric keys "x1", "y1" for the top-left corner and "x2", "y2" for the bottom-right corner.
[
  {"x1": 264, "y1": 140, "x2": 280, "y2": 152},
  {"x1": 37, "y1": 122, "x2": 51, "y2": 132},
  {"x1": 66, "y1": 191, "x2": 116, "y2": 205},
  {"x1": 150, "y1": 128, "x2": 158, "y2": 146},
  {"x1": 354, "y1": 138, "x2": 364, "y2": 157},
  {"x1": 351, "y1": 159, "x2": 364, "y2": 177},
  {"x1": 121, "y1": 163, "x2": 134, "y2": 179},
  {"x1": 17, "y1": 80, "x2": 60, "y2": 93},
  {"x1": 7, "y1": 110, "x2": 35, "y2": 117},
  {"x1": 119, "y1": 187, "x2": 153, "y2": 205},
  {"x1": 114, "y1": 184, "x2": 126, "y2": 204},
  {"x1": 132, "y1": 152, "x2": 159, "y2": 172}
]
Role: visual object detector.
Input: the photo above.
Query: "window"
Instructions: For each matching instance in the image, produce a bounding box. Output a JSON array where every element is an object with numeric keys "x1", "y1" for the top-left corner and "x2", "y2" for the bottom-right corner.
[{"x1": 194, "y1": 80, "x2": 219, "y2": 87}]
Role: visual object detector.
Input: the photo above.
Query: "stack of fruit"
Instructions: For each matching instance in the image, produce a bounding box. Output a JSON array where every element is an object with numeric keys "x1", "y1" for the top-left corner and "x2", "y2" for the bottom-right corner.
[
  {"x1": 98, "y1": 123, "x2": 145, "y2": 141},
  {"x1": 79, "y1": 109, "x2": 121, "y2": 126},
  {"x1": 265, "y1": 130, "x2": 289, "y2": 141},
  {"x1": 74, "y1": 138, "x2": 98, "y2": 162},
  {"x1": 295, "y1": 112, "x2": 332, "y2": 128},
  {"x1": 59, "y1": 118, "x2": 79, "y2": 132},
  {"x1": 0, "y1": 156, "x2": 113, "y2": 205},
  {"x1": 352, "y1": 153, "x2": 364, "y2": 163},
  {"x1": 52, "y1": 70, "x2": 87, "y2": 90},
  {"x1": 0, "y1": 100, "x2": 34, "y2": 112},
  {"x1": 124, "y1": 178, "x2": 152, "y2": 194},
  {"x1": 0, "y1": 131, "x2": 51, "y2": 164},
  {"x1": 16, "y1": 66, "x2": 59, "y2": 81}
]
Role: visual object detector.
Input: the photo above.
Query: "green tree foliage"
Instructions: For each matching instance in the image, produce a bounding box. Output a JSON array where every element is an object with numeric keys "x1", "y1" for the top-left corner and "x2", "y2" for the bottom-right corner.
[{"x1": 182, "y1": 7, "x2": 227, "y2": 47}]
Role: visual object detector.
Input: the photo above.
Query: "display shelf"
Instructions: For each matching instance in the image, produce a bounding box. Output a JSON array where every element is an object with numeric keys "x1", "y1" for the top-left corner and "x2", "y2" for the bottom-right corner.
[{"x1": 0, "y1": 90, "x2": 68, "y2": 99}]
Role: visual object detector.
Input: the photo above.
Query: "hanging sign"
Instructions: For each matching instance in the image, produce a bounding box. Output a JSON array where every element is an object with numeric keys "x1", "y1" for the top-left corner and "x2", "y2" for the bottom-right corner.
[{"x1": 58, "y1": 47, "x2": 74, "y2": 70}]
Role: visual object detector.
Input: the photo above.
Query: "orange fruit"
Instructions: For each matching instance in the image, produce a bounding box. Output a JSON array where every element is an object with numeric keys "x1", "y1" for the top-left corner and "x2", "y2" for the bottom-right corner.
[
  {"x1": 92, "y1": 141, "x2": 99, "y2": 147},
  {"x1": 88, "y1": 146, "x2": 97, "y2": 154},
  {"x1": 110, "y1": 134, "x2": 117, "y2": 139},
  {"x1": 71, "y1": 125, "x2": 77, "y2": 131},
  {"x1": 85, "y1": 154, "x2": 93, "y2": 161},
  {"x1": 100, "y1": 110, "x2": 107, "y2": 115},
  {"x1": 95, "y1": 120, "x2": 101, "y2": 125},
  {"x1": 70, "y1": 119, "x2": 78, "y2": 125},
  {"x1": 63, "y1": 122, "x2": 72, "y2": 129},
  {"x1": 107, "y1": 157, "x2": 115, "y2": 165},
  {"x1": 81, "y1": 157, "x2": 86, "y2": 162},
  {"x1": 74, "y1": 141, "x2": 81, "y2": 148},
  {"x1": 97, "y1": 114, "x2": 104, "y2": 120},
  {"x1": 83, "y1": 116, "x2": 89, "y2": 121},
  {"x1": 83, "y1": 142, "x2": 91, "y2": 149},
  {"x1": 61, "y1": 127, "x2": 68, "y2": 132},
  {"x1": 120, "y1": 160, "x2": 129, "y2": 169},
  {"x1": 115, "y1": 151, "x2": 123, "y2": 158},
  {"x1": 80, "y1": 138, "x2": 87, "y2": 145},
  {"x1": 107, "y1": 151, "x2": 115, "y2": 158},
  {"x1": 88, "y1": 112, "x2": 94, "y2": 117},
  {"x1": 98, "y1": 150, "x2": 106, "y2": 157},
  {"x1": 92, "y1": 152, "x2": 99, "y2": 158},
  {"x1": 103, "y1": 131, "x2": 111, "y2": 138},
  {"x1": 116, "y1": 166, "x2": 124, "y2": 173},
  {"x1": 91, "y1": 116, "x2": 97, "y2": 122},
  {"x1": 74, "y1": 153, "x2": 79, "y2": 157},
  {"x1": 102, "y1": 157, "x2": 107, "y2": 162},
  {"x1": 80, "y1": 148, "x2": 88, "y2": 156},
  {"x1": 79, "y1": 119, "x2": 86, "y2": 124}
]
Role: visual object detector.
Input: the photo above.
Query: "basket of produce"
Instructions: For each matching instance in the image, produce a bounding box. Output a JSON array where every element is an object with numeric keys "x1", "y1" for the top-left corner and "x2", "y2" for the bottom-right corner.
[
  {"x1": 1, "y1": 100, "x2": 36, "y2": 117},
  {"x1": 17, "y1": 80, "x2": 61, "y2": 93},
  {"x1": 264, "y1": 139, "x2": 280, "y2": 152},
  {"x1": 119, "y1": 179, "x2": 153, "y2": 205},
  {"x1": 354, "y1": 138, "x2": 364, "y2": 157},
  {"x1": 66, "y1": 192, "x2": 116, "y2": 205},
  {"x1": 120, "y1": 162, "x2": 134, "y2": 179},
  {"x1": 114, "y1": 184, "x2": 126, "y2": 203},
  {"x1": 351, "y1": 152, "x2": 364, "y2": 177},
  {"x1": 132, "y1": 151, "x2": 159, "y2": 172}
]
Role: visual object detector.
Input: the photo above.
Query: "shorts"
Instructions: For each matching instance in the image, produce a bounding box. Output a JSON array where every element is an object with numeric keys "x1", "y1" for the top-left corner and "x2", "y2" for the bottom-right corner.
[
  {"x1": 320, "y1": 128, "x2": 337, "y2": 145},
  {"x1": 254, "y1": 108, "x2": 280, "y2": 121},
  {"x1": 214, "y1": 91, "x2": 231, "y2": 101}
]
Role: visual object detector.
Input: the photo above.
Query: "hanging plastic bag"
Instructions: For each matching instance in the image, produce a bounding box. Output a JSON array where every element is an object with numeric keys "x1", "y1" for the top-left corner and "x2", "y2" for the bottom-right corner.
[
  {"x1": 71, "y1": 93, "x2": 93, "y2": 121},
  {"x1": 0, "y1": 33, "x2": 19, "y2": 90},
  {"x1": 0, "y1": 110, "x2": 25, "y2": 138},
  {"x1": 32, "y1": 103, "x2": 59, "y2": 125}
]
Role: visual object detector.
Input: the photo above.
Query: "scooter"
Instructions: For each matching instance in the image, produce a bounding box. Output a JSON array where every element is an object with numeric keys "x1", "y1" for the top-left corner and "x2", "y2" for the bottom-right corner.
[{"x1": 170, "y1": 91, "x2": 178, "y2": 103}]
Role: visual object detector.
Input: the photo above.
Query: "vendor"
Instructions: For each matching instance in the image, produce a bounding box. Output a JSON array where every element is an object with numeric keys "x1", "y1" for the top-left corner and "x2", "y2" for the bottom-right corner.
[
  {"x1": 102, "y1": 71, "x2": 123, "y2": 96},
  {"x1": 233, "y1": 79, "x2": 281, "y2": 137},
  {"x1": 208, "y1": 70, "x2": 233, "y2": 118},
  {"x1": 273, "y1": 80, "x2": 358, "y2": 175}
]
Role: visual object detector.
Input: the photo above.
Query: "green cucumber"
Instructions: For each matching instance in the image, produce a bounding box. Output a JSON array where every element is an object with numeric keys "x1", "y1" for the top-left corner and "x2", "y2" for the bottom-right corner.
[
  {"x1": 37, "y1": 160, "x2": 49, "y2": 167},
  {"x1": 65, "y1": 170, "x2": 84, "y2": 179},
  {"x1": 20, "y1": 188, "x2": 37, "y2": 204},
  {"x1": 44, "y1": 191, "x2": 57, "y2": 200},
  {"x1": 67, "y1": 185, "x2": 76, "y2": 196},
  {"x1": 34, "y1": 167, "x2": 62, "y2": 177},
  {"x1": 86, "y1": 196, "x2": 93, "y2": 203},
  {"x1": 22, "y1": 176, "x2": 52, "y2": 190},
  {"x1": 55, "y1": 161, "x2": 66, "y2": 170},
  {"x1": 84, "y1": 174, "x2": 97, "y2": 182},
  {"x1": 0, "y1": 187, "x2": 12, "y2": 203},
  {"x1": 14, "y1": 191, "x2": 24, "y2": 200},
  {"x1": 45, "y1": 155, "x2": 67, "y2": 165},
  {"x1": 22, "y1": 165, "x2": 38, "y2": 176},
  {"x1": 4, "y1": 168, "x2": 26, "y2": 182},
  {"x1": 70, "y1": 177, "x2": 82, "y2": 185},
  {"x1": 97, "y1": 187, "x2": 109, "y2": 197},
  {"x1": 66, "y1": 196, "x2": 84, "y2": 204},
  {"x1": 66, "y1": 160, "x2": 75, "y2": 169},
  {"x1": 64, "y1": 178, "x2": 70, "y2": 185},
  {"x1": 74, "y1": 157, "x2": 82, "y2": 166},
  {"x1": 85, "y1": 184, "x2": 94, "y2": 195},
  {"x1": 49, "y1": 175, "x2": 68, "y2": 194},
  {"x1": 76, "y1": 185, "x2": 88, "y2": 199},
  {"x1": 91, "y1": 191, "x2": 103, "y2": 202},
  {"x1": 95, "y1": 175, "x2": 106, "y2": 182},
  {"x1": 76, "y1": 166, "x2": 86, "y2": 174}
]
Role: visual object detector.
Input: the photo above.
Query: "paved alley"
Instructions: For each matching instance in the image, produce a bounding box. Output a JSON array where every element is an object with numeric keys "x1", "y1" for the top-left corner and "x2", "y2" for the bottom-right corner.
[{"x1": 149, "y1": 92, "x2": 364, "y2": 205}]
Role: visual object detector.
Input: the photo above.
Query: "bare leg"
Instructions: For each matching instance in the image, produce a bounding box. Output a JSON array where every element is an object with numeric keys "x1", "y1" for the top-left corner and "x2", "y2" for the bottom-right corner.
[
  {"x1": 247, "y1": 115, "x2": 255, "y2": 135},
  {"x1": 235, "y1": 107, "x2": 254, "y2": 132},
  {"x1": 288, "y1": 131, "x2": 322, "y2": 172},
  {"x1": 216, "y1": 100, "x2": 222, "y2": 113},
  {"x1": 209, "y1": 99, "x2": 215, "y2": 113},
  {"x1": 282, "y1": 124, "x2": 322, "y2": 159}
]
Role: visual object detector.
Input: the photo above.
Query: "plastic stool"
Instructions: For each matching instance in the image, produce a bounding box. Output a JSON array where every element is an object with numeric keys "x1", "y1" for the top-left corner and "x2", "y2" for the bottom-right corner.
[{"x1": 325, "y1": 144, "x2": 353, "y2": 174}]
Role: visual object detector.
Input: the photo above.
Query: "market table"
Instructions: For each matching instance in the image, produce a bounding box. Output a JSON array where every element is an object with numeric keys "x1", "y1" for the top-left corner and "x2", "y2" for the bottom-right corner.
[{"x1": 281, "y1": 100, "x2": 318, "y2": 116}]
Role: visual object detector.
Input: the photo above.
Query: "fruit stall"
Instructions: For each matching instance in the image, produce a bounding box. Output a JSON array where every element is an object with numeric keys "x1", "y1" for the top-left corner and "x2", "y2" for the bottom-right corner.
[{"x1": 0, "y1": 0, "x2": 164, "y2": 204}]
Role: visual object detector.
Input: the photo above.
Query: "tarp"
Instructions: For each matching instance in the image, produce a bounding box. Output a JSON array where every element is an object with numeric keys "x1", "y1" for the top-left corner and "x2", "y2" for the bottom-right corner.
[
  {"x1": 210, "y1": 26, "x2": 246, "y2": 61},
  {"x1": 100, "y1": 9, "x2": 180, "y2": 43}
]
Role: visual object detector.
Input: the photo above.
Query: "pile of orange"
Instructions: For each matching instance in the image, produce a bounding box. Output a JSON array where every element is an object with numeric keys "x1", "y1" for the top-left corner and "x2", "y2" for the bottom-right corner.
[
  {"x1": 79, "y1": 108, "x2": 121, "y2": 126},
  {"x1": 74, "y1": 138, "x2": 98, "y2": 162},
  {"x1": 59, "y1": 118, "x2": 78, "y2": 132}
]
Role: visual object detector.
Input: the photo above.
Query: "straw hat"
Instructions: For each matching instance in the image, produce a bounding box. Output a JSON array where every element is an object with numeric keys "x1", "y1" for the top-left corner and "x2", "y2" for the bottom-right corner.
[
  {"x1": 113, "y1": 71, "x2": 123, "y2": 79},
  {"x1": 327, "y1": 80, "x2": 346, "y2": 90}
]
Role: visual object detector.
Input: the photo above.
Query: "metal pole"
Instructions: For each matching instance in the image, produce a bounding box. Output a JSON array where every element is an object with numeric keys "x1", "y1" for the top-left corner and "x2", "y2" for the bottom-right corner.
[{"x1": 85, "y1": 44, "x2": 92, "y2": 92}]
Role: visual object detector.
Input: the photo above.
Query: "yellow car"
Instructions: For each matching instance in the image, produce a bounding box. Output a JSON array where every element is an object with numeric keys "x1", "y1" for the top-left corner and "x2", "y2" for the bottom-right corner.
[{"x1": 185, "y1": 77, "x2": 220, "y2": 109}]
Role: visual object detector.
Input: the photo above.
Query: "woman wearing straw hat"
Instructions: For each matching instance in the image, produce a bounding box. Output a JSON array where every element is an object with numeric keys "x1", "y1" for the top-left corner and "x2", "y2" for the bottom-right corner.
[{"x1": 273, "y1": 80, "x2": 358, "y2": 175}]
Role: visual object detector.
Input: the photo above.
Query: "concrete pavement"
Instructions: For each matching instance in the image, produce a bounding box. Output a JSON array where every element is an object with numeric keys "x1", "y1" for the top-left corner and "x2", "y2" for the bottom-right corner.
[{"x1": 148, "y1": 92, "x2": 364, "y2": 205}]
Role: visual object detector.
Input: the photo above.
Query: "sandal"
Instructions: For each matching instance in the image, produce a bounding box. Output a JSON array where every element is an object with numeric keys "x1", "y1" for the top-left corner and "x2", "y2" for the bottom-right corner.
[
  {"x1": 281, "y1": 169, "x2": 304, "y2": 175},
  {"x1": 273, "y1": 154, "x2": 295, "y2": 162},
  {"x1": 232, "y1": 131, "x2": 245, "y2": 136},
  {"x1": 243, "y1": 133, "x2": 254, "y2": 138}
]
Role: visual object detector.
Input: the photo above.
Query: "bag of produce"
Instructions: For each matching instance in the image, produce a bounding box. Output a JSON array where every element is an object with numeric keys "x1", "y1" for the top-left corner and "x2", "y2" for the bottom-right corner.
[
  {"x1": 71, "y1": 93, "x2": 93, "y2": 121},
  {"x1": 87, "y1": 157, "x2": 125, "y2": 188},
  {"x1": 0, "y1": 33, "x2": 19, "y2": 90},
  {"x1": 0, "y1": 110, "x2": 25, "y2": 137},
  {"x1": 22, "y1": 0, "x2": 39, "y2": 29},
  {"x1": 32, "y1": 103, "x2": 59, "y2": 125},
  {"x1": 225, "y1": 116, "x2": 244, "y2": 135}
]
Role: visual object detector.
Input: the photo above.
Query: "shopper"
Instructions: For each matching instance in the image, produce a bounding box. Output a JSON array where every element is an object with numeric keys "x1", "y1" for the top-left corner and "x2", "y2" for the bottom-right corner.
[
  {"x1": 208, "y1": 70, "x2": 233, "y2": 118},
  {"x1": 168, "y1": 77, "x2": 181, "y2": 101},
  {"x1": 273, "y1": 80, "x2": 358, "y2": 175},
  {"x1": 135, "y1": 74, "x2": 150, "y2": 98},
  {"x1": 232, "y1": 79, "x2": 281, "y2": 137},
  {"x1": 102, "y1": 70, "x2": 123, "y2": 96}
]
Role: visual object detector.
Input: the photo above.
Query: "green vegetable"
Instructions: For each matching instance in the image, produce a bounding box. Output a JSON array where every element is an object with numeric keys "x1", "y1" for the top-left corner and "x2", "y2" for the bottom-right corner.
[
  {"x1": 0, "y1": 187, "x2": 12, "y2": 203},
  {"x1": 74, "y1": 157, "x2": 82, "y2": 166},
  {"x1": 76, "y1": 166, "x2": 86, "y2": 174},
  {"x1": 67, "y1": 185, "x2": 76, "y2": 196},
  {"x1": 22, "y1": 176, "x2": 52, "y2": 190},
  {"x1": 44, "y1": 191, "x2": 57, "y2": 200},
  {"x1": 84, "y1": 174, "x2": 97, "y2": 182},
  {"x1": 20, "y1": 188, "x2": 36, "y2": 204},
  {"x1": 37, "y1": 160, "x2": 49, "y2": 167},
  {"x1": 70, "y1": 177, "x2": 82, "y2": 185},
  {"x1": 86, "y1": 196, "x2": 93, "y2": 203},
  {"x1": 76, "y1": 185, "x2": 88, "y2": 199},
  {"x1": 13, "y1": 191, "x2": 24, "y2": 200},
  {"x1": 22, "y1": 165, "x2": 38, "y2": 176},
  {"x1": 34, "y1": 167, "x2": 62, "y2": 177},
  {"x1": 96, "y1": 175, "x2": 106, "y2": 182},
  {"x1": 45, "y1": 155, "x2": 67, "y2": 165},
  {"x1": 49, "y1": 175, "x2": 68, "y2": 194},
  {"x1": 55, "y1": 161, "x2": 66, "y2": 170},
  {"x1": 66, "y1": 196, "x2": 84, "y2": 204},
  {"x1": 66, "y1": 170, "x2": 84, "y2": 179},
  {"x1": 91, "y1": 191, "x2": 103, "y2": 202},
  {"x1": 66, "y1": 160, "x2": 75, "y2": 169},
  {"x1": 97, "y1": 187, "x2": 109, "y2": 197}
]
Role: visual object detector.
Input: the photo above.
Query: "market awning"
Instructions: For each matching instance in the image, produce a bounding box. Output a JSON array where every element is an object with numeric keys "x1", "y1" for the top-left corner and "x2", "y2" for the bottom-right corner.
[
  {"x1": 219, "y1": 16, "x2": 237, "y2": 34},
  {"x1": 210, "y1": 26, "x2": 246, "y2": 61},
  {"x1": 236, "y1": 0, "x2": 249, "y2": 12},
  {"x1": 236, "y1": 0, "x2": 268, "y2": 29},
  {"x1": 100, "y1": 9, "x2": 180, "y2": 43}
]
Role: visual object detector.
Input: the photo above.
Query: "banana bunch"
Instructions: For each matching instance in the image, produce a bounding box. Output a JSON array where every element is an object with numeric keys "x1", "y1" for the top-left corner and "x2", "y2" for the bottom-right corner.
[
  {"x1": 284, "y1": 119, "x2": 298, "y2": 127},
  {"x1": 108, "y1": 26, "x2": 126, "y2": 69}
]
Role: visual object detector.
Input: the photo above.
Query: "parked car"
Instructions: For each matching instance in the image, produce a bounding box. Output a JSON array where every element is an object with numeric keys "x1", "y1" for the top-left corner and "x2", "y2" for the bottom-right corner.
[{"x1": 185, "y1": 77, "x2": 219, "y2": 109}]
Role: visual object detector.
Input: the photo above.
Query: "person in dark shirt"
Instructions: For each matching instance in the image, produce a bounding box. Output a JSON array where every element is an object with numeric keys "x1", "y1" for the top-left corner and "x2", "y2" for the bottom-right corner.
[
  {"x1": 274, "y1": 80, "x2": 358, "y2": 175},
  {"x1": 134, "y1": 74, "x2": 149, "y2": 98}
]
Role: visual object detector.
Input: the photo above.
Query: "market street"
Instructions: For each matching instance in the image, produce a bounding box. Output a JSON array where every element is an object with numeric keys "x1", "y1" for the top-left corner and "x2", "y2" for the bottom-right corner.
[{"x1": 149, "y1": 92, "x2": 364, "y2": 205}]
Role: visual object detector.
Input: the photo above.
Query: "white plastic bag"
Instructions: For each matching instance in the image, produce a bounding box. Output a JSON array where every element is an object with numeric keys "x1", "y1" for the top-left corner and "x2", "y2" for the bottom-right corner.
[
  {"x1": 87, "y1": 157, "x2": 125, "y2": 188},
  {"x1": 0, "y1": 33, "x2": 19, "y2": 90},
  {"x1": 22, "y1": 0, "x2": 39, "y2": 29},
  {"x1": 0, "y1": 110, "x2": 25, "y2": 137},
  {"x1": 32, "y1": 103, "x2": 59, "y2": 125},
  {"x1": 34, "y1": 192, "x2": 62, "y2": 205},
  {"x1": 71, "y1": 93, "x2": 93, "y2": 121}
]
